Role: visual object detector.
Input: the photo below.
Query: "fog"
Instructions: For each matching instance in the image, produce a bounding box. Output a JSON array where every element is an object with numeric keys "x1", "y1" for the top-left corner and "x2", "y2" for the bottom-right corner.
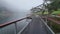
[
  {"x1": 0, "y1": 0, "x2": 43, "y2": 11},
  {"x1": 0, "y1": 0, "x2": 43, "y2": 22}
]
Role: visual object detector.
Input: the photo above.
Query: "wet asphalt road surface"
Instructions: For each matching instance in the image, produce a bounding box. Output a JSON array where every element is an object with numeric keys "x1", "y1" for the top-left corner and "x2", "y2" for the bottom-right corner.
[{"x1": 21, "y1": 15, "x2": 48, "y2": 34}]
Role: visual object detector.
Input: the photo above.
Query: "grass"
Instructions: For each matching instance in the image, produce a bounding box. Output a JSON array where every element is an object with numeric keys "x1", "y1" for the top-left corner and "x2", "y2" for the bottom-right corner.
[
  {"x1": 35, "y1": 10, "x2": 60, "y2": 15},
  {"x1": 52, "y1": 10, "x2": 60, "y2": 15},
  {"x1": 43, "y1": 10, "x2": 60, "y2": 15},
  {"x1": 44, "y1": 11, "x2": 48, "y2": 14}
]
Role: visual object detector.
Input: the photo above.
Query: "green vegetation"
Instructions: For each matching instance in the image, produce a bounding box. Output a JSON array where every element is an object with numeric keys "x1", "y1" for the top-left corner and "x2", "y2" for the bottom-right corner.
[
  {"x1": 52, "y1": 10, "x2": 60, "y2": 15},
  {"x1": 35, "y1": 12, "x2": 42, "y2": 15},
  {"x1": 48, "y1": 20, "x2": 60, "y2": 33},
  {"x1": 43, "y1": 0, "x2": 60, "y2": 14},
  {"x1": 34, "y1": 11, "x2": 48, "y2": 15},
  {"x1": 35, "y1": 10, "x2": 60, "y2": 15}
]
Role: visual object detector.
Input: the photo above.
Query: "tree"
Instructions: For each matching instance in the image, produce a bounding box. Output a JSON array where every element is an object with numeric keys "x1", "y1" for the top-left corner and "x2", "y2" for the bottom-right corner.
[{"x1": 43, "y1": 0, "x2": 60, "y2": 15}]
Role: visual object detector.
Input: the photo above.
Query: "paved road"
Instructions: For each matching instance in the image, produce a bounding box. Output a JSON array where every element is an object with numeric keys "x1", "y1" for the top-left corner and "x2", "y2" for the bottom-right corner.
[{"x1": 21, "y1": 15, "x2": 48, "y2": 34}]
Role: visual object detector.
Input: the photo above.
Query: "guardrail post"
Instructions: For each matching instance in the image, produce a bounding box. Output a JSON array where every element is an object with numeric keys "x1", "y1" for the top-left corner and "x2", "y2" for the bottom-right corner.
[
  {"x1": 46, "y1": 15, "x2": 48, "y2": 24},
  {"x1": 15, "y1": 23, "x2": 17, "y2": 34}
]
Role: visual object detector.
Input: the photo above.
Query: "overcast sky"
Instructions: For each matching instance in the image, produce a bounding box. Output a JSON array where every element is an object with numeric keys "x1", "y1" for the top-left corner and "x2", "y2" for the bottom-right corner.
[{"x1": 0, "y1": 0, "x2": 43, "y2": 10}]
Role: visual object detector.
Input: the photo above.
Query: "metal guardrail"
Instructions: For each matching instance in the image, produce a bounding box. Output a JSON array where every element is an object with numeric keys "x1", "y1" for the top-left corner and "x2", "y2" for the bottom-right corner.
[
  {"x1": 0, "y1": 17, "x2": 32, "y2": 34},
  {"x1": 0, "y1": 15, "x2": 55, "y2": 34},
  {"x1": 0, "y1": 17, "x2": 32, "y2": 28},
  {"x1": 0, "y1": 18, "x2": 26, "y2": 28},
  {"x1": 51, "y1": 15, "x2": 60, "y2": 18},
  {"x1": 40, "y1": 17, "x2": 55, "y2": 34}
]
